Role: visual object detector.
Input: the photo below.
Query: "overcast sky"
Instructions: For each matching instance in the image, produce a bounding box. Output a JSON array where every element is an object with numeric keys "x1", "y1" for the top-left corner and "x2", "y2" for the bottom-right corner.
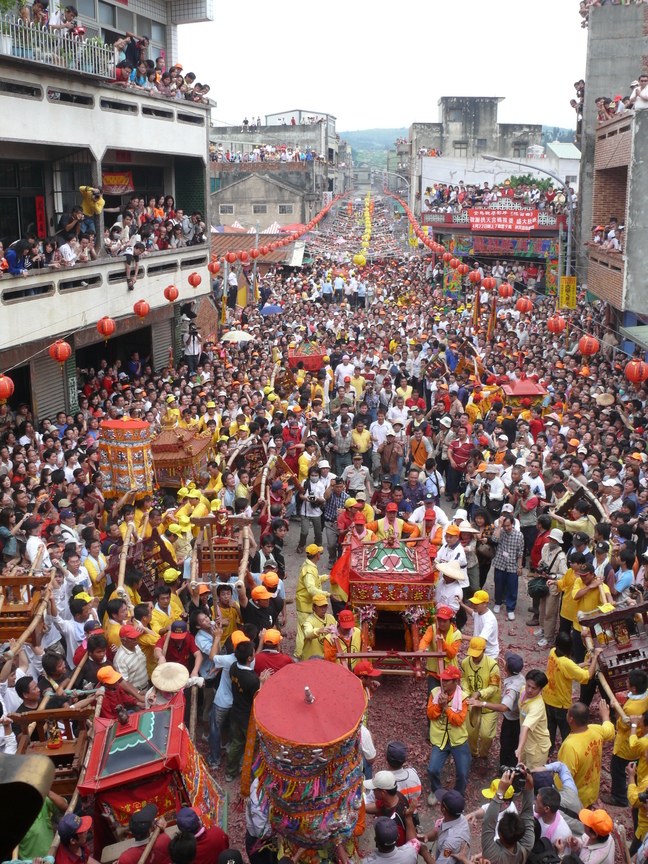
[{"x1": 179, "y1": 0, "x2": 588, "y2": 133}]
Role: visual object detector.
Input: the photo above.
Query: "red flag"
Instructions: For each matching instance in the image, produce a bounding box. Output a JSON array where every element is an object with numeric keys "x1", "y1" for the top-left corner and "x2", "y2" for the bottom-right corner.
[
  {"x1": 330, "y1": 546, "x2": 351, "y2": 599},
  {"x1": 487, "y1": 296, "x2": 497, "y2": 340}
]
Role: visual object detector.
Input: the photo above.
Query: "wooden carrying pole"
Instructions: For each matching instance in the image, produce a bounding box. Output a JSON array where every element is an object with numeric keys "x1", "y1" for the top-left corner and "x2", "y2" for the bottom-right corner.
[
  {"x1": 136, "y1": 827, "x2": 162, "y2": 864},
  {"x1": 579, "y1": 620, "x2": 629, "y2": 724},
  {"x1": 48, "y1": 689, "x2": 105, "y2": 858},
  {"x1": 116, "y1": 523, "x2": 135, "y2": 591},
  {"x1": 3, "y1": 549, "x2": 50, "y2": 660}
]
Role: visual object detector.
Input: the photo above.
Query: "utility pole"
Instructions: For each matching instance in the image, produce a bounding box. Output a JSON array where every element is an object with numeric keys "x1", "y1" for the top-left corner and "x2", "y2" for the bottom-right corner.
[{"x1": 252, "y1": 220, "x2": 259, "y2": 305}]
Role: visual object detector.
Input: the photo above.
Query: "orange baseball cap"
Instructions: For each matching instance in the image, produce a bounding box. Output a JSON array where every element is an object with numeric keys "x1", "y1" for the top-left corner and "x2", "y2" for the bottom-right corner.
[
  {"x1": 262, "y1": 572, "x2": 280, "y2": 589},
  {"x1": 263, "y1": 629, "x2": 282, "y2": 644},
  {"x1": 251, "y1": 586, "x2": 273, "y2": 601},
  {"x1": 579, "y1": 809, "x2": 613, "y2": 837},
  {"x1": 446, "y1": 525, "x2": 461, "y2": 536},
  {"x1": 231, "y1": 630, "x2": 250, "y2": 646}
]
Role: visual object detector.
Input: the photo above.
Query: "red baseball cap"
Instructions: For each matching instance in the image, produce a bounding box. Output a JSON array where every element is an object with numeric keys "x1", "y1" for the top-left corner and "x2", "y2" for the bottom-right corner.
[
  {"x1": 436, "y1": 606, "x2": 455, "y2": 620},
  {"x1": 439, "y1": 666, "x2": 461, "y2": 680},
  {"x1": 338, "y1": 609, "x2": 355, "y2": 627},
  {"x1": 354, "y1": 660, "x2": 382, "y2": 678},
  {"x1": 119, "y1": 624, "x2": 141, "y2": 640},
  {"x1": 386, "y1": 502, "x2": 398, "y2": 512}
]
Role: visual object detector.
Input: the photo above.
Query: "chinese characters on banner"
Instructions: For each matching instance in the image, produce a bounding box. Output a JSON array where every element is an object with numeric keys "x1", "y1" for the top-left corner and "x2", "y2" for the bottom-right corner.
[
  {"x1": 468, "y1": 209, "x2": 539, "y2": 232},
  {"x1": 559, "y1": 276, "x2": 577, "y2": 309},
  {"x1": 101, "y1": 172, "x2": 134, "y2": 195},
  {"x1": 35, "y1": 196, "x2": 47, "y2": 238}
]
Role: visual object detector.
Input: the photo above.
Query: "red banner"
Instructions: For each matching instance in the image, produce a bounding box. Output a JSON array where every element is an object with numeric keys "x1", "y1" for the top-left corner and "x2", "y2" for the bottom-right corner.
[
  {"x1": 35, "y1": 196, "x2": 47, "y2": 238},
  {"x1": 468, "y1": 209, "x2": 539, "y2": 232}
]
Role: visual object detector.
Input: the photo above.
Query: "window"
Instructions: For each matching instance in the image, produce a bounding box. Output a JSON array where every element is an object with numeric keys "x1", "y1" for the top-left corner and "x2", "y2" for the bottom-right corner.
[
  {"x1": 278, "y1": 204, "x2": 293, "y2": 215},
  {"x1": 97, "y1": 1, "x2": 114, "y2": 25},
  {"x1": 513, "y1": 146, "x2": 527, "y2": 158},
  {"x1": 448, "y1": 108, "x2": 462, "y2": 122},
  {"x1": 453, "y1": 143, "x2": 468, "y2": 157},
  {"x1": 137, "y1": 16, "x2": 152, "y2": 36},
  {"x1": 477, "y1": 138, "x2": 487, "y2": 151},
  {"x1": 210, "y1": 178, "x2": 220, "y2": 193},
  {"x1": 116, "y1": 7, "x2": 134, "y2": 31},
  {"x1": 565, "y1": 175, "x2": 577, "y2": 185},
  {"x1": 220, "y1": 204, "x2": 234, "y2": 215},
  {"x1": 77, "y1": 0, "x2": 95, "y2": 17},
  {"x1": 0, "y1": 160, "x2": 47, "y2": 247},
  {"x1": 253, "y1": 204, "x2": 267, "y2": 214},
  {"x1": 151, "y1": 22, "x2": 165, "y2": 43}
]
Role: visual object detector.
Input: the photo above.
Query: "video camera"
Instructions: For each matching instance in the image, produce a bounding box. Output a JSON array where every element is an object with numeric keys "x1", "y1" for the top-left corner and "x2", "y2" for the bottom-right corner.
[{"x1": 501, "y1": 764, "x2": 527, "y2": 794}]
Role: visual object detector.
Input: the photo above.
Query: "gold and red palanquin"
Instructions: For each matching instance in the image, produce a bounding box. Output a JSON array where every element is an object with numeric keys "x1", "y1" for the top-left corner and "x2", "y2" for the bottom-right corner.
[
  {"x1": 151, "y1": 427, "x2": 212, "y2": 488},
  {"x1": 98, "y1": 418, "x2": 154, "y2": 499}
]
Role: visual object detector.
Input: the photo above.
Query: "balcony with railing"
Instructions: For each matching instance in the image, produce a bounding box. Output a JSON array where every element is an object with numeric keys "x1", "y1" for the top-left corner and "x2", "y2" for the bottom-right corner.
[
  {"x1": 0, "y1": 246, "x2": 210, "y2": 351},
  {"x1": 0, "y1": 14, "x2": 114, "y2": 78}
]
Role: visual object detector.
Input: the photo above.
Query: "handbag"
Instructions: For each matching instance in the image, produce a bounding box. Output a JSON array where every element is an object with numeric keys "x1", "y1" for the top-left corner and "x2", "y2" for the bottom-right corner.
[
  {"x1": 528, "y1": 576, "x2": 550, "y2": 599},
  {"x1": 476, "y1": 540, "x2": 496, "y2": 560}
]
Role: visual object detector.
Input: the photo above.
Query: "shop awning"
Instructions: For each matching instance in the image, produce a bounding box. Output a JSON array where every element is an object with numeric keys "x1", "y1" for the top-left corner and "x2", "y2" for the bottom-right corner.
[{"x1": 619, "y1": 325, "x2": 648, "y2": 351}]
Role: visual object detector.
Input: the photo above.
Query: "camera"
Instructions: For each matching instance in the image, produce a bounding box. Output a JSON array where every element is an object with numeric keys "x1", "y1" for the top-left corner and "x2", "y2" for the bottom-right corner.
[
  {"x1": 308, "y1": 494, "x2": 316, "y2": 504},
  {"x1": 537, "y1": 562, "x2": 551, "y2": 575},
  {"x1": 501, "y1": 764, "x2": 527, "y2": 793},
  {"x1": 639, "y1": 790, "x2": 648, "y2": 804}
]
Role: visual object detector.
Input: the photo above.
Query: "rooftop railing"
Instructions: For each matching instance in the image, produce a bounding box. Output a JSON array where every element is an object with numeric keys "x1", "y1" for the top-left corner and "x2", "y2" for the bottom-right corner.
[{"x1": 0, "y1": 14, "x2": 114, "y2": 79}]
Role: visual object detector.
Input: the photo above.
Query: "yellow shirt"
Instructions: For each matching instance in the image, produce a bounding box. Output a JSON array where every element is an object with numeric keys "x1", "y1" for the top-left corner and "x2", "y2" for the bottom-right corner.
[
  {"x1": 295, "y1": 560, "x2": 328, "y2": 614},
  {"x1": 199, "y1": 413, "x2": 221, "y2": 433},
  {"x1": 302, "y1": 612, "x2": 337, "y2": 660},
  {"x1": 519, "y1": 692, "x2": 551, "y2": 770},
  {"x1": 556, "y1": 722, "x2": 616, "y2": 807},
  {"x1": 206, "y1": 474, "x2": 223, "y2": 496},
  {"x1": 349, "y1": 375, "x2": 366, "y2": 398},
  {"x1": 138, "y1": 629, "x2": 159, "y2": 679},
  {"x1": 298, "y1": 452, "x2": 316, "y2": 484},
  {"x1": 543, "y1": 649, "x2": 590, "y2": 709},
  {"x1": 85, "y1": 553, "x2": 107, "y2": 600},
  {"x1": 615, "y1": 696, "x2": 648, "y2": 759},
  {"x1": 556, "y1": 568, "x2": 577, "y2": 623},
  {"x1": 105, "y1": 619, "x2": 122, "y2": 654},
  {"x1": 79, "y1": 185, "x2": 105, "y2": 216},
  {"x1": 351, "y1": 428, "x2": 371, "y2": 454},
  {"x1": 133, "y1": 509, "x2": 150, "y2": 530},
  {"x1": 218, "y1": 604, "x2": 242, "y2": 647},
  {"x1": 571, "y1": 577, "x2": 612, "y2": 632},
  {"x1": 150, "y1": 605, "x2": 180, "y2": 635},
  {"x1": 419, "y1": 624, "x2": 462, "y2": 675},
  {"x1": 630, "y1": 733, "x2": 648, "y2": 788}
]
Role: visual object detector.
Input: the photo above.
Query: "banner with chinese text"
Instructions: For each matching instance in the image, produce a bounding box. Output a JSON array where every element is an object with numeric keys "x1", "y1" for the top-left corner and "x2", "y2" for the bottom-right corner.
[
  {"x1": 468, "y1": 209, "x2": 539, "y2": 232},
  {"x1": 559, "y1": 276, "x2": 577, "y2": 309}
]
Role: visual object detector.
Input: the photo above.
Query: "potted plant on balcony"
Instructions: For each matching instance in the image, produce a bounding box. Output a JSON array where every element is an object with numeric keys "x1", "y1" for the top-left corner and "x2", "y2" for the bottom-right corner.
[{"x1": 0, "y1": 0, "x2": 17, "y2": 57}]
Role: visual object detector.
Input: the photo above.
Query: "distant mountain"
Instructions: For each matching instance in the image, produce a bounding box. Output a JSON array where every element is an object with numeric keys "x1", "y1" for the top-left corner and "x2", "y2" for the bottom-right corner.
[{"x1": 339, "y1": 126, "x2": 575, "y2": 170}]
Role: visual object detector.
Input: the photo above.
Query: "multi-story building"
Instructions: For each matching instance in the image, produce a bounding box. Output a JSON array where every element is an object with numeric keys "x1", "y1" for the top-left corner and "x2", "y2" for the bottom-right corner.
[
  {"x1": 209, "y1": 110, "x2": 350, "y2": 229},
  {"x1": 407, "y1": 97, "x2": 542, "y2": 214},
  {"x1": 577, "y1": 3, "x2": 648, "y2": 350},
  {"x1": 0, "y1": 10, "x2": 213, "y2": 419}
]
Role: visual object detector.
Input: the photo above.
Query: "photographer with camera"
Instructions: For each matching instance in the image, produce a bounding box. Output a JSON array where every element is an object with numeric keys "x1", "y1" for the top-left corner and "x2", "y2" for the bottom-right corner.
[
  {"x1": 296, "y1": 466, "x2": 326, "y2": 553},
  {"x1": 481, "y1": 763, "x2": 535, "y2": 864},
  {"x1": 182, "y1": 324, "x2": 202, "y2": 374}
]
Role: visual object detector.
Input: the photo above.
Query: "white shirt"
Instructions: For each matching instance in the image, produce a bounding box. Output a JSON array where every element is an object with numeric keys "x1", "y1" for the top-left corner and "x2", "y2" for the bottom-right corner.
[
  {"x1": 473, "y1": 610, "x2": 499, "y2": 659},
  {"x1": 631, "y1": 83, "x2": 648, "y2": 111},
  {"x1": 386, "y1": 404, "x2": 409, "y2": 426},
  {"x1": 434, "y1": 578, "x2": 463, "y2": 611},
  {"x1": 522, "y1": 472, "x2": 546, "y2": 499},
  {"x1": 436, "y1": 542, "x2": 468, "y2": 588},
  {"x1": 536, "y1": 810, "x2": 572, "y2": 844},
  {"x1": 410, "y1": 505, "x2": 449, "y2": 528},
  {"x1": 369, "y1": 420, "x2": 393, "y2": 452}
]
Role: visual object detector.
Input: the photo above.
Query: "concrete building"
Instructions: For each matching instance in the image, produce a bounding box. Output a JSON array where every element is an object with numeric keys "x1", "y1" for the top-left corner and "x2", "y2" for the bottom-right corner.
[
  {"x1": 576, "y1": 3, "x2": 648, "y2": 296},
  {"x1": 543, "y1": 142, "x2": 581, "y2": 192},
  {"x1": 0, "y1": 29, "x2": 212, "y2": 418},
  {"x1": 407, "y1": 97, "x2": 542, "y2": 214},
  {"x1": 209, "y1": 111, "x2": 351, "y2": 228}
]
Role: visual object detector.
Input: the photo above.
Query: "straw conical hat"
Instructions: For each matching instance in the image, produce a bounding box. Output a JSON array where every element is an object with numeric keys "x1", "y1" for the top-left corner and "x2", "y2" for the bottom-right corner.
[
  {"x1": 596, "y1": 393, "x2": 615, "y2": 407},
  {"x1": 151, "y1": 662, "x2": 189, "y2": 693},
  {"x1": 436, "y1": 561, "x2": 465, "y2": 581}
]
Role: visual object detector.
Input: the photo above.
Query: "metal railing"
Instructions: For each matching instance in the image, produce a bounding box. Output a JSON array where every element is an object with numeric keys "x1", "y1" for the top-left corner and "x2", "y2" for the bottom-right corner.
[{"x1": 0, "y1": 14, "x2": 114, "y2": 79}]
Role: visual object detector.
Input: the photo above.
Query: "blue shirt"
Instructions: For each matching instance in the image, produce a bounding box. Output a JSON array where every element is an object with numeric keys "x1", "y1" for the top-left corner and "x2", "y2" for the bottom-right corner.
[
  {"x1": 195, "y1": 629, "x2": 217, "y2": 679},
  {"x1": 615, "y1": 568, "x2": 634, "y2": 594},
  {"x1": 213, "y1": 654, "x2": 237, "y2": 708}
]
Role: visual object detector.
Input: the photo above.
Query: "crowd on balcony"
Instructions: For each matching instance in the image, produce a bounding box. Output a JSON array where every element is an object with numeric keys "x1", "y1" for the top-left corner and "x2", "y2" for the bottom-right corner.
[
  {"x1": 209, "y1": 144, "x2": 327, "y2": 164},
  {"x1": 6, "y1": 3, "x2": 212, "y2": 103},
  {"x1": 585, "y1": 216, "x2": 624, "y2": 254},
  {"x1": 0, "y1": 189, "x2": 206, "y2": 287},
  {"x1": 421, "y1": 181, "x2": 575, "y2": 215},
  {"x1": 596, "y1": 73, "x2": 648, "y2": 122},
  {"x1": 579, "y1": 0, "x2": 648, "y2": 28}
]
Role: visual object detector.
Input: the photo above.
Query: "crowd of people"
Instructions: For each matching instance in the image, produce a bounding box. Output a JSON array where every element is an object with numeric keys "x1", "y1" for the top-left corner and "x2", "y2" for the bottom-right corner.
[
  {"x1": 586, "y1": 215, "x2": 624, "y2": 254},
  {"x1": 1, "y1": 188, "x2": 205, "y2": 289},
  {"x1": 595, "y1": 72, "x2": 648, "y2": 121},
  {"x1": 421, "y1": 181, "x2": 575, "y2": 216},
  {"x1": 2, "y1": 196, "x2": 648, "y2": 864},
  {"x1": 10, "y1": 2, "x2": 212, "y2": 103},
  {"x1": 579, "y1": 0, "x2": 648, "y2": 28},
  {"x1": 209, "y1": 144, "x2": 327, "y2": 164}
]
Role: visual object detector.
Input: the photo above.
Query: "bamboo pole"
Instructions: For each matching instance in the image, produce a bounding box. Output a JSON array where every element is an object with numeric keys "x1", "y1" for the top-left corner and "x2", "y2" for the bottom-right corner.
[
  {"x1": 116, "y1": 523, "x2": 135, "y2": 591},
  {"x1": 189, "y1": 685, "x2": 198, "y2": 741},
  {"x1": 136, "y1": 827, "x2": 162, "y2": 864},
  {"x1": 580, "y1": 624, "x2": 629, "y2": 723},
  {"x1": 48, "y1": 689, "x2": 105, "y2": 858}
]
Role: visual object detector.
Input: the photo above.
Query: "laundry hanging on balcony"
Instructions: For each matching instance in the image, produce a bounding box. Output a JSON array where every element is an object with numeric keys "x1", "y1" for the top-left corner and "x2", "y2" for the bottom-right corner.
[{"x1": 102, "y1": 172, "x2": 134, "y2": 195}]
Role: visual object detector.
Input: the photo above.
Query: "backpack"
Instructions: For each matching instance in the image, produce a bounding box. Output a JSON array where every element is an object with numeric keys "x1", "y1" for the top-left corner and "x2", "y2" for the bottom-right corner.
[{"x1": 526, "y1": 837, "x2": 562, "y2": 864}]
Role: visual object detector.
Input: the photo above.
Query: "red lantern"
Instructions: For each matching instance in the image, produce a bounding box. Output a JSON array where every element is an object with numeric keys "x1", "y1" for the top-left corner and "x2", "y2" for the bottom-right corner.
[
  {"x1": 499, "y1": 284, "x2": 513, "y2": 298},
  {"x1": 260, "y1": 246, "x2": 269, "y2": 256},
  {"x1": 208, "y1": 260, "x2": 221, "y2": 275},
  {"x1": 164, "y1": 285, "x2": 179, "y2": 304},
  {"x1": 442, "y1": 252, "x2": 452, "y2": 264},
  {"x1": 625, "y1": 360, "x2": 648, "y2": 384},
  {"x1": 0, "y1": 374, "x2": 15, "y2": 402},
  {"x1": 449, "y1": 258, "x2": 460, "y2": 270},
  {"x1": 49, "y1": 340, "x2": 72, "y2": 365},
  {"x1": 188, "y1": 272, "x2": 202, "y2": 288},
  {"x1": 225, "y1": 252, "x2": 237, "y2": 264},
  {"x1": 482, "y1": 277, "x2": 496, "y2": 291},
  {"x1": 133, "y1": 300, "x2": 150, "y2": 321},
  {"x1": 249, "y1": 248, "x2": 260, "y2": 259},
  {"x1": 547, "y1": 314, "x2": 566, "y2": 334},
  {"x1": 578, "y1": 335, "x2": 600, "y2": 356},
  {"x1": 238, "y1": 251, "x2": 249, "y2": 263},
  {"x1": 269, "y1": 243, "x2": 277, "y2": 252},
  {"x1": 97, "y1": 316, "x2": 116, "y2": 340},
  {"x1": 516, "y1": 297, "x2": 533, "y2": 314},
  {"x1": 457, "y1": 263, "x2": 469, "y2": 276},
  {"x1": 468, "y1": 270, "x2": 482, "y2": 284}
]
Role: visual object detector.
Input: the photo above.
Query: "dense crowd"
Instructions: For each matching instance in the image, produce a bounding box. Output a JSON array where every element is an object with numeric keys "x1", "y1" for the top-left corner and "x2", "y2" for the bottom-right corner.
[
  {"x1": 209, "y1": 144, "x2": 326, "y2": 164},
  {"x1": 579, "y1": 0, "x2": 648, "y2": 28},
  {"x1": 421, "y1": 181, "x2": 575, "y2": 216},
  {"x1": 1, "y1": 188, "x2": 205, "y2": 290},
  {"x1": 3, "y1": 196, "x2": 648, "y2": 864}
]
